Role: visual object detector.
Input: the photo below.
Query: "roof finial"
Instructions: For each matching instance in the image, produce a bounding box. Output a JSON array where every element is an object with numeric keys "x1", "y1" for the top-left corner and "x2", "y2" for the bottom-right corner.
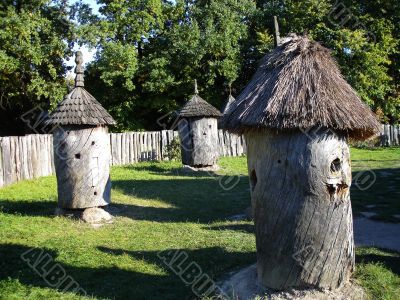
[
  {"x1": 273, "y1": 16, "x2": 280, "y2": 47},
  {"x1": 75, "y1": 51, "x2": 84, "y2": 87},
  {"x1": 194, "y1": 79, "x2": 198, "y2": 95}
]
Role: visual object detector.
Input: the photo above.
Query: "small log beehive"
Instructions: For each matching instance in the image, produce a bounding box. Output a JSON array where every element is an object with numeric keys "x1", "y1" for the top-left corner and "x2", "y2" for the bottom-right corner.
[
  {"x1": 221, "y1": 35, "x2": 381, "y2": 290},
  {"x1": 178, "y1": 81, "x2": 222, "y2": 167},
  {"x1": 47, "y1": 51, "x2": 116, "y2": 209}
]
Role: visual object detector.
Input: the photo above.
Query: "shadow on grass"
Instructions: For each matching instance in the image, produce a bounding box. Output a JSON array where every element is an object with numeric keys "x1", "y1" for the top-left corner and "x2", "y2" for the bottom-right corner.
[
  {"x1": 0, "y1": 243, "x2": 254, "y2": 300},
  {"x1": 120, "y1": 163, "x2": 221, "y2": 178},
  {"x1": 0, "y1": 176, "x2": 251, "y2": 223},
  {"x1": 356, "y1": 247, "x2": 400, "y2": 276},
  {"x1": 0, "y1": 200, "x2": 55, "y2": 217},
  {"x1": 97, "y1": 246, "x2": 255, "y2": 291},
  {"x1": 111, "y1": 177, "x2": 250, "y2": 223},
  {"x1": 351, "y1": 168, "x2": 400, "y2": 222},
  {"x1": 204, "y1": 223, "x2": 254, "y2": 234}
]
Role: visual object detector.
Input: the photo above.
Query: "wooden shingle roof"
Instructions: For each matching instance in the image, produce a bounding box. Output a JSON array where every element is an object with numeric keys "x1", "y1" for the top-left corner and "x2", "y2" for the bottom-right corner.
[
  {"x1": 178, "y1": 81, "x2": 222, "y2": 118},
  {"x1": 47, "y1": 51, "x2": 116, "y2": 126}
]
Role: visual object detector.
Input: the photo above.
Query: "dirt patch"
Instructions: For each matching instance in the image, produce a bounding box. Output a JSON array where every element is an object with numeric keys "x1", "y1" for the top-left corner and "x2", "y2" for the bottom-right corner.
[{"x1": 218, "y1": 264, "x2": 365, "y2": 300}]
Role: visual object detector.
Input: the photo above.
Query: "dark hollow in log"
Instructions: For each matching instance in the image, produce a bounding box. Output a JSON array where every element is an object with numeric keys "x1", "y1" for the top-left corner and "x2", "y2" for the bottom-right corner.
[
  {"x1": 246, "y1": 129, "x2": 354, "y2": 290},
  {"x1": 53, "y1": 126, "x2": 112, "y2": 209},
  {"x1": 178, "y1": 117, "x2": 219, "y2": 167}
]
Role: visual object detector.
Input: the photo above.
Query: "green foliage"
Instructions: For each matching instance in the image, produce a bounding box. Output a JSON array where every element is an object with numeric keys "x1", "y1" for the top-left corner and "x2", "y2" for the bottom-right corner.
[
  {"x1": 163, "y1": 137, "x2": 181, "y2": 161},
  {"x1": 0, "y1": 0, "x2": 75, "y2": 135},
  {"x1": 81, "y1": 0, "x2": 257, "y2": 131},
  {"x1": 1, "y1": 0, "x2": 400, "y2": 134}
]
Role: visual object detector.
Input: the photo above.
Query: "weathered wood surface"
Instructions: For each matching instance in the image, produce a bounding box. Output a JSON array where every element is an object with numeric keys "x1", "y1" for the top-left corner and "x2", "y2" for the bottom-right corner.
[
  {"x1": 178, "y1": 117, "x2": 220, "y2": 167},
  {"x1": 54, "y1": 126, "x2": 111, "y2": 209},
  {"x1": 246, "y1": 129, "x2": 354, "y2": 290},
  {"x1": 380, "y1": 124, "x2": 400, "y2": 146}
]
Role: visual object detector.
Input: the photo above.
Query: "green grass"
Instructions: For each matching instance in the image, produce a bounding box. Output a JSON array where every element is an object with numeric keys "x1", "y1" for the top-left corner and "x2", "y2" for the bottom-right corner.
[{"x1": 0, "y1": 149, "x2": 399, "y2": 300}]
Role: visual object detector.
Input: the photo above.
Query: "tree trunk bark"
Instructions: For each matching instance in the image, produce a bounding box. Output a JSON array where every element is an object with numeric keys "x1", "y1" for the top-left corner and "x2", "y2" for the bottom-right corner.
[{"x1": 246, "y1": 128, "x2": 354, "y2": 290}]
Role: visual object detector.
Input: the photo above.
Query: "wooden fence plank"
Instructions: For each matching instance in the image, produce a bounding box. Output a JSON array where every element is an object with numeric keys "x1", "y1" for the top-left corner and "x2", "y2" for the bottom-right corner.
[
  {"x1": 122, "y1": 133, "x2": 127, "y2": 165},
  {"x1": 10, "y1": 137, "x2": 18, "y2": 183},
  {"x1": 26, "y1": 135, "x2": 33, "y2": 179},
  {"x1": 1, "y1": 137, "x2": 12, "y2": 185},
  {"x1": 20, "y1": 136, "x2": 28, "y2": 180},
  {"x1": 132, "y1": 132, "x2": 137, "y2": 163}
]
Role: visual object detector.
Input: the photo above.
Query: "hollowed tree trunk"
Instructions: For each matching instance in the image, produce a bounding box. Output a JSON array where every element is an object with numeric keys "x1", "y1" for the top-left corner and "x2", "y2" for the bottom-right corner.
[
  {"x1": 246, "y1": 128, "x2": 354, "y2": 290},
  {"x1": 53, "y1": 125, "x2": 111, "y2": 209},
  {"x1": 178, "y1": 117, "x2": 219, "y2": 167}
]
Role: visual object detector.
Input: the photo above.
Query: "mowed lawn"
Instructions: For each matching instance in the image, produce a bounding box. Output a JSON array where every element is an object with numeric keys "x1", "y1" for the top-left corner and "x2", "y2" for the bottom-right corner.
[{"x1": 0, "y1": 148, "x2": 399, "y2": 300}]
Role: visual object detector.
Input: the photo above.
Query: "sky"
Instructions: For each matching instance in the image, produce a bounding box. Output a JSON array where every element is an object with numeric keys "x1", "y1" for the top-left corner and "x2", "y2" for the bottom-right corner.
[{"x1": 65, "y1": 0, "x2": 101, "y2": 77}]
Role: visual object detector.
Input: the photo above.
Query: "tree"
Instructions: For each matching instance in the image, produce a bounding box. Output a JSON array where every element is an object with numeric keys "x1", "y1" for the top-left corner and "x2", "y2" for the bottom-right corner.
[
  {"x1": 80, "y1": 0, "x2": 256, "y2": 131},
  {"x1": 0, "y1": 0, "x2": 75, "y2": 135},
  {"x1": 255, "y1": 0, "x2": 399, "y2": 123}
]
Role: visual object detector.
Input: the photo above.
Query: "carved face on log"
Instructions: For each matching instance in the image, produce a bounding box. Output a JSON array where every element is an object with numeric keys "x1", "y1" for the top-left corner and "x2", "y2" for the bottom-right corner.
[
  {"x1": 246, "y1": 128, "x2": 354, "y2": 290},
  {"x1": 307, "y1": 133, "x2": 352, "y2": 204}
]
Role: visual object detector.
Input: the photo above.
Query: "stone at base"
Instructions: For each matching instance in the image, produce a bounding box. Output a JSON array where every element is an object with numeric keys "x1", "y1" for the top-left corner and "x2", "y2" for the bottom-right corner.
[
  {"x1": 218, "y1": 264, "x2": 365, "y2": 300},
  {"x1": 81, "y1": 207, "x2": 112, "y2": 224},
  {"x1": 182, "y1": 165, "x2": 220, "y2": 172}
]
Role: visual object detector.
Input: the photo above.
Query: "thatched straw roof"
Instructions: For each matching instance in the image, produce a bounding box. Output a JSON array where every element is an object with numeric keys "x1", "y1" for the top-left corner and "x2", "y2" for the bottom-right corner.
[
  {"x1": 178, "y1": 81, "x2": 222, "y2": 118},
  {"x1": 47, "y1": 51, "x2": 116, "y2": 126},
  {"x1": 221, "y1": 35, "x2": 380, "y2": 140}
]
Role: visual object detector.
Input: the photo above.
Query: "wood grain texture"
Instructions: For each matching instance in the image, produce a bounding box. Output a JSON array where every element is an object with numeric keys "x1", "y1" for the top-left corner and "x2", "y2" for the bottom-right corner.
[
  {"x1": 178, "y1": 117, "x2": 219, "y2": 167},
  {"x1": 246, "y1": 129, "x2": 354, "y2": 290},
  {"x1": 1, "y1": 137, "x2": 12, "y2": 185},
  {"x1": 53, "y1": 126, "x2": 112, "y2": 209}
]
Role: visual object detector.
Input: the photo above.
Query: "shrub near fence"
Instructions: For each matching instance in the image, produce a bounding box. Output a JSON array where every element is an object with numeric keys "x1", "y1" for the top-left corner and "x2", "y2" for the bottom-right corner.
[{"x1": 0, "y1": 126, "x2": 397, "y2": 188}]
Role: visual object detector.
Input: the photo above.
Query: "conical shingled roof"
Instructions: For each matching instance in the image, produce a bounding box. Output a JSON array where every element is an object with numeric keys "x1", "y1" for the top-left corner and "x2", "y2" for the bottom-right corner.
[
  {"x1": 221, "y1": 35, "x2": 381, "y2": 140},
  {"x1": 47, "y1": 51, "x2": 116, "y2": 126},
  {"x1": 178, "y1": 80, "x2": 222, "y2": 118}
]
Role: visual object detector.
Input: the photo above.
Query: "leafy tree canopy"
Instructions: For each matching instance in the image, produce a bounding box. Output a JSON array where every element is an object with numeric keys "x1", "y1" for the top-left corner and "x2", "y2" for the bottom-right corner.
[{"x1": 1, "y1": 0, "x2": 399, "y2": 135}]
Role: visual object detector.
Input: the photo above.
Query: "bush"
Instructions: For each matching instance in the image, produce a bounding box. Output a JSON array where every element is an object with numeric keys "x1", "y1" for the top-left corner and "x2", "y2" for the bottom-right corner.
[{"x1": 164, "y1": 137, "x2": 181, "y2": 161}]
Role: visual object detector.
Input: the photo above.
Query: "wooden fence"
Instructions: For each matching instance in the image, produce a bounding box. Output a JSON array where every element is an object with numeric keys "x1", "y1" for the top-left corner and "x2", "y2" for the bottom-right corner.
[
  {"x1": 0, "y1": 125, "x2": 398, "y2": 188},
  {"x1": 380, "y1": 124, "x2": 400, "y2": 146},
  {"x1": 0, "y1": 130, "x2": 245, "y2": 187},
  {"x1": 0, "y1": 135, "x2": 54, "y2": 187}
]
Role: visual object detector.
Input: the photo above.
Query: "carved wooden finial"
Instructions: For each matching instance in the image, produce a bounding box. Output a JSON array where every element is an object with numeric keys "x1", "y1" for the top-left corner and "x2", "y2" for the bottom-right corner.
[
  {"x1": 194, "y1": 79, "x2": 199, "y2": 95},
  {"x1": 75, "y1": 51, "x2": 84, "y2": 87},
  {"x1": 273, "y1": 16, "x2": 280, "y2": 47}
]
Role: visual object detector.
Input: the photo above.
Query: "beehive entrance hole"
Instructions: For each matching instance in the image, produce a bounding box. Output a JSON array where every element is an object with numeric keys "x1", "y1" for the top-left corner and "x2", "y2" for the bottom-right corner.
[{"x1": 250, "y1": 169, "x2": 257, "y2": 192}]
